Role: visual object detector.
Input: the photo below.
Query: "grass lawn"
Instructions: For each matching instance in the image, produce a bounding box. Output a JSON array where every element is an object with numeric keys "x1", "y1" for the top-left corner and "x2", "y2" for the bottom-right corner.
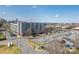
[
  {"x1": 0, "y1": 44, "x2": 21, "y2": 54},
  {"x1": 0, "y1": 32, "x2": 5, "y2": 40}
]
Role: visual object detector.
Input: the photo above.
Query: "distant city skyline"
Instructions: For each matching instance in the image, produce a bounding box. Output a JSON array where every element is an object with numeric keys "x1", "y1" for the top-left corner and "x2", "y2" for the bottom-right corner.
[{"x1": 0, "y1": 5, "x2": 79, "y2": 23}]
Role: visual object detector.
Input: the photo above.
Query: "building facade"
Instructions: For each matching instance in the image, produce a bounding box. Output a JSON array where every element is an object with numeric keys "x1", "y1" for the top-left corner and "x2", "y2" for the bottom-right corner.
[{"x1": 10, "y1": 21, "x2": 46, "y2": 36}]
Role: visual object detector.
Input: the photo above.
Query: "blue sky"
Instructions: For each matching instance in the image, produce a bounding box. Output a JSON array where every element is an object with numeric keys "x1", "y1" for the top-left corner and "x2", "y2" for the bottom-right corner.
[{"x1": 0, "y1": 5, "x2": 79, "y2": 23}]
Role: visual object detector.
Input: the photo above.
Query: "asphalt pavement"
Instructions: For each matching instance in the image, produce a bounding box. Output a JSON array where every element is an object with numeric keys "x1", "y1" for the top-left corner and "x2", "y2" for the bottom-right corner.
[
  {"x1": 1, "y1": 31, "x2": 49, "y2": 54},
  {"x1": 1, "y1": 30, "x2": 74, "y2": 54}
]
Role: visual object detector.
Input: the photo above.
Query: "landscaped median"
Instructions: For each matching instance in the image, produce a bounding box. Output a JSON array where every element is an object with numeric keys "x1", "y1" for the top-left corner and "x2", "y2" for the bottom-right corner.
[
  {"x1": 26, "y1": 39, "x2": 45, "y2": 51},
  {"x1": 0, "y1": 44, "x2": 21, "y2": 54}
]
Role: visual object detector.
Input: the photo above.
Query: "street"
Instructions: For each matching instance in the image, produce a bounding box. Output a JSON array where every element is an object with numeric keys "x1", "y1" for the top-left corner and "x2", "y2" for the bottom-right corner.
[
  {"x1": 17, "y1": 37, "x2": 49, "y2": 54},
  {"x1": 0, "y1": 30, "x2": 76, "y2": 54},
  {"x1": 1, "y1": 31, "x2": 49, "y2": 54},
  {"x1": 0, "y1": 40, "x2": 8, "y2": 45}
]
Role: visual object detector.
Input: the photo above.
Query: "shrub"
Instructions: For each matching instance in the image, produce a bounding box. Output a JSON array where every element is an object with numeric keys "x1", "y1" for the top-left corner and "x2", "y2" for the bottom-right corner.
[{"x1": 0, "y1": 32, "x2": 5, "y2": 41}]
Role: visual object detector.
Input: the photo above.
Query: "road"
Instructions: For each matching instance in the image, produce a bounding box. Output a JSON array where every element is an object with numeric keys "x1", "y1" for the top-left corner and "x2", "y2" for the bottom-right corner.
[
  {"x1": 1, "y1": 31, "x2": 49, "y2": 54},
  {"x1": 17, "y1": 37, "x2": 49, "y2": 54},
  {"x1": 34, "y1": 31, "x2": 68, "y2": 44},
  {"x1": 0, "y1": 30, "x2": 72, "y2": 54},
  {"x1": 0, "y1": 40, "x2": 8, "y2": 45}
]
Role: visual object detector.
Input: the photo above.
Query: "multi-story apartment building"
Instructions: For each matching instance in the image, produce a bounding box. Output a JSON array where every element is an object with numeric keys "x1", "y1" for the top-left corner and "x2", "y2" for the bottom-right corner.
[{"x1": 10, "y1": 21, "x2": 46, "y2": 36}]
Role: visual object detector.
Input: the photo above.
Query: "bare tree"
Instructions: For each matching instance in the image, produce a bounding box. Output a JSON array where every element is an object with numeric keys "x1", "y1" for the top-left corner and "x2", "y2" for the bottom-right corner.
[
  {"x1": 45, "y1": 39, "x2": 69, "y2": 54},
  {"x1": 42, "y1": 27, "x2": 53, "y2": 34}
]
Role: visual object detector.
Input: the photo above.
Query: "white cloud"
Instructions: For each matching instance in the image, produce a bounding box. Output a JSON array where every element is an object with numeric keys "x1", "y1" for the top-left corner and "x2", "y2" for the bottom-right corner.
[
  {"x1": 55, "y1": 14, "x2": 59, "y2": 18},
  {"x1": 32, "y1": 6, "x2": 37, "y2": 8},
  {"x1": 2, "y1": 11, "x2": 6, "y2": 15}
]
